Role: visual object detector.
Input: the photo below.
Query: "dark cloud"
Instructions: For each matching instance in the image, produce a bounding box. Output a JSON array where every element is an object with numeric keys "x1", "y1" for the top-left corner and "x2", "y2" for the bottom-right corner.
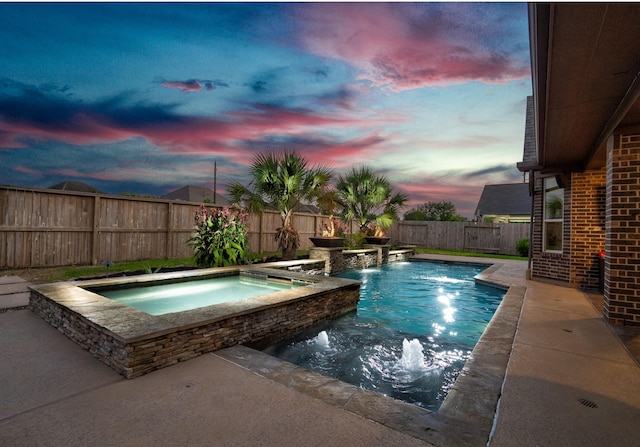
[
  {"x1": 462, "y1": 164, "x2": 520, "y2": 179},
  {"x1": 249, "y1": 80, "x2": 268, "y2": 93},
  {"x1": 0, "y1": 83, "x2": 186, "y2": 146},
  {"x1": 0, "y1": 85, "x2": 88, "y2": 132},
  {"x1": 318, "y1": 85, "x2": 359, "y2": 110}
]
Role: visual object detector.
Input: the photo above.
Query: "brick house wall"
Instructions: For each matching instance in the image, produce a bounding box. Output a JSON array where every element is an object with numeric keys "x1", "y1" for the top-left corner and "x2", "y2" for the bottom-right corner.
[
  {"x1": 531, "y1": 169, "x2": 608, "y2": 293},
  {"x1": 531, "y1": 176, "x2": 571, "y2": 283},
  {"x1": 570, "y1": 168, "x2": 607, "y2": 290},
  {"x1": 605, "y1": 135, "x2": 640, "y2": 326}
]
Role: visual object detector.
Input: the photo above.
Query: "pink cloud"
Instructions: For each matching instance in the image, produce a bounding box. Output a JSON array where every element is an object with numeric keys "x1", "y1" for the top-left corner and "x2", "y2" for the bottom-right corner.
[
  {"x1": 51, "y1": 166, "x2": 174, "y2": 184},
  {"x1": 13, "y1": 165, "x2": 42, "y2": 176},
  {"x1": 161, "y1": 79, "x2": 228, "y2": 93},
  {"x1": 138, "y1": 105, "x2": 388, "y2": 162},
  {"x1": 291, "y1": 134, "x2": 387, "y2": 168},
  {"x1": 296, "y1": 3, "x2": 530, "y2": 91},
  {"x1": 51, "y1": 168, "x2": 124, "y2": 181},
  {"x1": 0, "y1": 100, "x2": 375, "y2": 161},
  {"x1": 162, "y1": 80, "x2": 204, "y2": 92},
  {"x1": 0, "y1": 118, "x2": 134, "y2": 148}
]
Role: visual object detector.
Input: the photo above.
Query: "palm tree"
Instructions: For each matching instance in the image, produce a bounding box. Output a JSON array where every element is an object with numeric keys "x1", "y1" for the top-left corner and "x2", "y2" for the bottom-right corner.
[
  {"x1": 335, "y1": 166, "x2": 408, "y2": 233},
  {"x1": 229, "y1": 151, "x2": 333, "y2": 260}
]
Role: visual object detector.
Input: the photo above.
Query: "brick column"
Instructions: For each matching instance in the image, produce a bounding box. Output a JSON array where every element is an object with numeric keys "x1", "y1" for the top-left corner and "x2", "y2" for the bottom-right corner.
[
  {"x1": 605, "y1": 134, "x2": 640, "y2": 326},
  {"x1": 569, "y1": 168, "x2": 606, "y2": 290}
]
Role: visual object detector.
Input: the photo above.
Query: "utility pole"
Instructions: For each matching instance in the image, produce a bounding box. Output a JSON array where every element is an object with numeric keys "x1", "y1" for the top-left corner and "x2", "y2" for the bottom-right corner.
[{"x1": 213, "y1": 160, "x2": 217, "y2": 204}]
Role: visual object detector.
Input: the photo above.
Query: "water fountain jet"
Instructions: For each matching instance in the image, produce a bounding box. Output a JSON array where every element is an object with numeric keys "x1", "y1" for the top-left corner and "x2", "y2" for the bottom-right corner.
[
  {"x1": 316, "y1": 330, "x2": 330, "y2": 348},
  {"x1": 399, "y1": 338, "x2": 425, "y2": 371}
]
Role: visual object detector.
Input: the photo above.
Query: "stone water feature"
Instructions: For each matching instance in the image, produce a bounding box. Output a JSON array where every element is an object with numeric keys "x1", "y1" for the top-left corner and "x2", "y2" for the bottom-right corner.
[{"x1": 308, "y1": 244, "x2": 415, "y2": 275}]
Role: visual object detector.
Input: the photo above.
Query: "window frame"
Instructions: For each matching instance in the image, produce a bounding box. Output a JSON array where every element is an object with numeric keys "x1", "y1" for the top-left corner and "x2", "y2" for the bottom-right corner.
[{"x1": 543, "y1": 176, "x2": 564, "y2": 253}]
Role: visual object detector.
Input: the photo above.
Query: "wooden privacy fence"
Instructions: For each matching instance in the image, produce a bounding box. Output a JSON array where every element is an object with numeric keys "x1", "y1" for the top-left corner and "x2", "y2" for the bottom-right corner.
[
  {"x1": 1, "y1": 186, "x2": 529, "y2": 269},
  {"x1": 0, "y1": 186, "x2": 354, "y2": 269},
  {"x1": 387, "y1": 221, "x2": 530, "y2": 256}
]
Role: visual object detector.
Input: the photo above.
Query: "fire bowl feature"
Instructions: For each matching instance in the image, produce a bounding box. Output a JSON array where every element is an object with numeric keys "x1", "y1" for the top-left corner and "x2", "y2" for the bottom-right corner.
[
  {"x1": 365, "y1": 237, "x2": 390, "y2": 245},
  {"x1": 310, "y1": 237, "x2": 345, "y2": 248}
]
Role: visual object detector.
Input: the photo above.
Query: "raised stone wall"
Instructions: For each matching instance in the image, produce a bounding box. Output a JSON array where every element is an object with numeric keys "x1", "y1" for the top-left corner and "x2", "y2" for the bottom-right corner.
[
  {"x1": 342, "y1": 249, "x2": 378, "y2": 270},
  {"x1": 388, "y1": 249, "x2": 414, "y2": 263},
  {"x1": 309, "y1": 245, "x2": 407, "y2": 274},
  {"x1": 29, "y1": 291, "x2": 129, "y2": 374},
  {"x1": 30, "y1": 270, "x2": 360, "y2": 379}
]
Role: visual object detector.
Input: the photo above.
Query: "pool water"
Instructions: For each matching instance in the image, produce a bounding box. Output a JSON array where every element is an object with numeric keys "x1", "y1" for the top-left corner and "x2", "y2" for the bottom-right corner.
[
  {"x1": 97, "y1": 275, "x2": 302, "y2": 316},
  {"x1": 263, "y1": 261, "x2": 504, "y2": 411}
]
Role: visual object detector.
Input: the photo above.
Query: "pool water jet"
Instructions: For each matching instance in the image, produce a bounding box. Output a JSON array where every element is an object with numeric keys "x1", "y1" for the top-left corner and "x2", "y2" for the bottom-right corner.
[
  {"x1": 315, "y1": 330, "x2": 330, "y2": 348},
  {"x1": 399, "y1": 338, "x2": 426, "y2": 371}
]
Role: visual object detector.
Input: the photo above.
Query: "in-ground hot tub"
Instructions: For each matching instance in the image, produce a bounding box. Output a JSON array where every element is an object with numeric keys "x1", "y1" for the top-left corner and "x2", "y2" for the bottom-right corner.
[{"x1": 29, "y1": 266, "x2": 360, "y2": 378}]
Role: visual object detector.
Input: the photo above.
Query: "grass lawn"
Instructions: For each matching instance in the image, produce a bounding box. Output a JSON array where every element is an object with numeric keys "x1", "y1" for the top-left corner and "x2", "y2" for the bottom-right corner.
[
  {"x1": 415, "y1": 248, "x2": 526, "y2": 261},
  {"x1": 3, "y1": 248, "x2": 526, "y2": 284}
]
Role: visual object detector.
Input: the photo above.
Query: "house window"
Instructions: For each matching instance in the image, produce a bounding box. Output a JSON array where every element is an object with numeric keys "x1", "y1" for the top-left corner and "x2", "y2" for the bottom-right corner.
[{"x1": 543, "y1": 177, "x2": 564, "y2": 252}]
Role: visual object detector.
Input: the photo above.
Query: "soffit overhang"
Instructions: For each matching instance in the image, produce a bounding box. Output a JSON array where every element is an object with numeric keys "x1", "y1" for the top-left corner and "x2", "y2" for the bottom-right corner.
[{"x1": 530, "y1": 3, "x2": 640, "y2": 174}]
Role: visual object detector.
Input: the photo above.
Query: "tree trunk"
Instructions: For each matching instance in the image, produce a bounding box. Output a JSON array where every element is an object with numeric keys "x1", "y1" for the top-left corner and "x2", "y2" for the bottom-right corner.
[
  {"x1": 277, "y1": 212, "x2": 299, "y2": 261},
  {"x1": 282, "y1": 246, "x2": 297, "y2": 261}
]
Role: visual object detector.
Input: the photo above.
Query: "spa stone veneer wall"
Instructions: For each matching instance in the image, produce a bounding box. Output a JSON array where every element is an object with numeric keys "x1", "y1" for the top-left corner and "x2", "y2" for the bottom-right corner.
[
  {"x1": 343, "y1": 248, "x2": 384, "y2": 271},
  {"x1": 388, "y1": 249, "x2": 414, "y2": 263},
  {"x1": 605, "y1": 135, "x2": 640, "y2": 326},
  {"x1": 30, "y1": 281, "x2": 360, "y2": 378},
  {"x1": 29, "y1": 294, "x2": 131, "y2": 374}
]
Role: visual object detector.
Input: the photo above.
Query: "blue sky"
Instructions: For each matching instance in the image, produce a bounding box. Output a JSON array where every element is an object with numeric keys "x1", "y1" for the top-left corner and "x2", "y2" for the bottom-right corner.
[{"x1": 0, "y1": 2, "x2": 531, "y2": 217}]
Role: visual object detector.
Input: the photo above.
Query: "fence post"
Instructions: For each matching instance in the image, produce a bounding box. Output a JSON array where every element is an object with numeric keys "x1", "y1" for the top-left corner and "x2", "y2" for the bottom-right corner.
[
  {"x1": 166, "y1": 202, "x2": 173, "y2": 260},
  {"x1": 258, "y1": 211, "x2": 264, "y2": 254},
  {"x1": 91, "y1": 195, "x2": 100, "y2": 265}
]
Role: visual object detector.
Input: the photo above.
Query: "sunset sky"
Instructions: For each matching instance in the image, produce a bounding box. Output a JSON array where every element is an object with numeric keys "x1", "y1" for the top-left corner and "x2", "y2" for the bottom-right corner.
[{"x1": 0, "y1": 2, "x2": 531, "y2": 218}]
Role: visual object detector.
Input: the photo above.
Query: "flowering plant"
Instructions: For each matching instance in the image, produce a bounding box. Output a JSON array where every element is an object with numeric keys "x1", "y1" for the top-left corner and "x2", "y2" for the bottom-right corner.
[{"x1": 188, "y1": 204, "x2": 250, "y2": 267}]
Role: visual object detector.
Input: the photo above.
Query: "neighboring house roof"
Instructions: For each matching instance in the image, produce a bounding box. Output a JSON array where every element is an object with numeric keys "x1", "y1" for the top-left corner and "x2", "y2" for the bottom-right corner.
[
  {"x1": 49, "y1": 180, "x2": 101, "y2": 193},
  {"x1": 475, "y1": 183, "x2": 532, "y2": 217},
  {"x1": 163, "y1": 185, "x2": 229, "y2": 205},
  {"x1": 296, "y1": 203, "x2": 320, "y2": 214}
]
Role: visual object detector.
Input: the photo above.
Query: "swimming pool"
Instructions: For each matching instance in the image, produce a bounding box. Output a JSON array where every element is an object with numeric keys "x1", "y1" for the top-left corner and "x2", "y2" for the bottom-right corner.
[{"x1": 263, "y1": 261, "x2": 504, "y2": 411}]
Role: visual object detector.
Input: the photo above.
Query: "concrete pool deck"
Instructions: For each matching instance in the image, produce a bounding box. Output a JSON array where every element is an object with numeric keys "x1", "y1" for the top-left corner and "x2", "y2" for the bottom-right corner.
[{"x1": 1, "y1": 255, "x2": 640, "y2": 446}]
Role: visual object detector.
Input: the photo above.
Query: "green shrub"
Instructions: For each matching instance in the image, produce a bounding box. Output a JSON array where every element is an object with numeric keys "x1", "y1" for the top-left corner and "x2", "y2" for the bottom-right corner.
[
  {"x1": 343, "y1": 233, "x2": 366, "y2": 249},
  {"x1": 188, "y1": 205, "x2": 250, "y2": 267},
  {"x1": 516, "y1": 238, "x2": 530, "y2": 257}
]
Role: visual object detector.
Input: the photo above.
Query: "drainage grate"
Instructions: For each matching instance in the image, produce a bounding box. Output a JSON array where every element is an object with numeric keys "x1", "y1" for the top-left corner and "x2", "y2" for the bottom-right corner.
[{"x1": 578, "y1": 398, "x2": 598, "y2": 409}]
